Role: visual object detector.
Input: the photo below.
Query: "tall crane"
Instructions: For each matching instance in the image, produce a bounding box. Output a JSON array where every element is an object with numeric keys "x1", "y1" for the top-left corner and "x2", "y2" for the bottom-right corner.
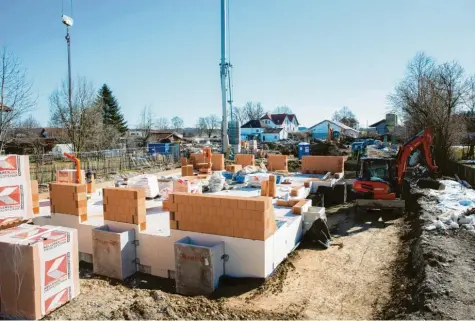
[{"x1": 220, "y1": 0, "x2": 236, "y2": 155}]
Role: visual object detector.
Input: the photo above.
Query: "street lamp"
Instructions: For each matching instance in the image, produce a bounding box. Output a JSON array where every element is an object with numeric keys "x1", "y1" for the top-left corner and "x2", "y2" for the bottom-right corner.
[{"x1": 62, "y1": 14, "x2": 74, "y2": 151}]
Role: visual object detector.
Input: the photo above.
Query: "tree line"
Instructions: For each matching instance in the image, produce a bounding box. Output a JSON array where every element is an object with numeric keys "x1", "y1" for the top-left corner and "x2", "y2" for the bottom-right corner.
[{"x1": 388, "y1": 52, "x2": 475, "y2": 172}]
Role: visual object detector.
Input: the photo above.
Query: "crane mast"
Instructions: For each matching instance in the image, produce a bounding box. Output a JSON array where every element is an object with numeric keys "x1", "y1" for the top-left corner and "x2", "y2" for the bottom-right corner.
[{"x1": 220, "y1": 0, "x2": 230, "y2": 153}]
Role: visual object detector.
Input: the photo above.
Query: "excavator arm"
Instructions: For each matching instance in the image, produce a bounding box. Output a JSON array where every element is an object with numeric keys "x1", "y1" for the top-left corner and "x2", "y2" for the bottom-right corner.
[{"x1": 396, "y1": 128, "x2": 438, "y2": 185}]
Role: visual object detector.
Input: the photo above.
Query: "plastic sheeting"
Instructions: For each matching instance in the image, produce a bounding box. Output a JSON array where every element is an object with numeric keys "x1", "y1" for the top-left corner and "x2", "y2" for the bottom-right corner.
[{"x1": 128, "y1": 174, "x2": 160, "y2": 198}]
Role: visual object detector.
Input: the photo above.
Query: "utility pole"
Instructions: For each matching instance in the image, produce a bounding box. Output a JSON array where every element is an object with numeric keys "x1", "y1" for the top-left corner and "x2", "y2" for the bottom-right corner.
[{"x1": 220, "y1": 0, "x2": 230, "y2": 154}]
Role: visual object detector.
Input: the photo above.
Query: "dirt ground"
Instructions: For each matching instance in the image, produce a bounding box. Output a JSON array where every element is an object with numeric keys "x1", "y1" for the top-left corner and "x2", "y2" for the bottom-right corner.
[
  {"x1": 46, "y1": 203, "x2": 405, "y2": 320},
  {"x1": 381, "y1": 190, "x2": 475, "y2": 320}
]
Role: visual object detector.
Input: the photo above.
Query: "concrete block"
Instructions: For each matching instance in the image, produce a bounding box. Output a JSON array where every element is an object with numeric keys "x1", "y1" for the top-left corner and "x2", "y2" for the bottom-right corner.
[
  {"x1": 92, "y1": 225, "x2": 137, "y2": 280},
  {"x1": 174, "y1": 236, "x2": 224, "y2": 296}
]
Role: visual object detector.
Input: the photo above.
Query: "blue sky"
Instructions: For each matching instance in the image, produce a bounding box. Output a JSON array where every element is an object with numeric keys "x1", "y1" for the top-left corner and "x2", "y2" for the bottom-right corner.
[{"x1": 1, "y1": 0, "x2": 475, "y2": 128}]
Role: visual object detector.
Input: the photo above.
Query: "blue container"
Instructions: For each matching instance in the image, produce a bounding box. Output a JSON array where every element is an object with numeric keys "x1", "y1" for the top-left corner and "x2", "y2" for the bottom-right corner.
[
  {"x1": 235, "y1": 175, "x2": 248, "y2": 184},
  {"x1": 276, "y1": 175, "x2": 282, "y2": 184},
  {"x1": 148, "y1": 143, "x2": 170, "y2": 154},
  {"x1": 222, "y1": 172, "x2": 234, "y2": 180},
  {"x1": 298, "y1": 142, "x2": 310, "y2": 160}
]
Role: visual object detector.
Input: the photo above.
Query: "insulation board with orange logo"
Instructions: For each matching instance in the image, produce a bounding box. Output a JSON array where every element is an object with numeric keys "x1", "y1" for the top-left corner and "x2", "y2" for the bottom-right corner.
[
  {"x1": 0, "y1": 155, "x2": 33, "y2": 219},
  {"x1": 0, "y1": 224, "x2": 80, "y2": 319}
]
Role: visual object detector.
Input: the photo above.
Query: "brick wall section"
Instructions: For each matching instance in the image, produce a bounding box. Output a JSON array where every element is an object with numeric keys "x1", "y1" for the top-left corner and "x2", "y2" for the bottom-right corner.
[
  {"x1": 168, "y1": 192, "x2": 277, "y2": 241},
  {"x1": 225, "y1": 164, "x2": 242, "y2": 173},
  {"x1": 49, "y1": 183, "x2": 87, "y2": 221},
  {"x1": 211, "y1": 154, "x2": 225, "y2": 171},
  {"x1": 235, "y1": 154, "x2": 255, "y2": 167},
  {"x1": 190, "y1": 153, "x2": 205, "y2": 167},
  {"x1": 301, "y1": 156, "x2": 345, "y2": 174},
  {"x1": 267, "y1": 155, "x2": 288, "y2": 171},
  {"x1": 31, "y1": 180, "x2": 39, "y2": 215},
  {"x1": 103, "y1": 187, "x2": 147, "y2": 231},
  {"x1": 181, "y1": 165, "x2": 193, "y2": 176}
]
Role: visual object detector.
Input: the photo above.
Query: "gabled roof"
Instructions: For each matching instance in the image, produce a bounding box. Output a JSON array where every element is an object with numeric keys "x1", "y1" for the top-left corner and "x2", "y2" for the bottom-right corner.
[
  {"x1": 241, "y1": 120, "x2": 268, "y2": 128},
  {"x1": 263, "y1": 128, "x2": 283, "y2": 134},
  {"x1": 259, "y1": 113, "x2": 300, "y2": 126},
  {"x1": 10, "y1": 127, "x2": 66, "y2": 139},
  {"x1": 369, "y1": 119, "x2": 386, "y2": 127},
  {"x1": 287, "y1": 114, "x2": 300, "y2": 125},
  {"x1": 309, "y1": 120, "x2": 359, "y2": 132},
  {"x1": 149, "y1": 130, "x2": 183, "y2": 140}
]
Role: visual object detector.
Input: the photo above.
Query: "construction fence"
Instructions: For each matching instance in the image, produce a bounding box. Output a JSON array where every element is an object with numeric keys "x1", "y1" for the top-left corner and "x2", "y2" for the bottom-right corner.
[{"x1": 29, "y1": 148, "x2": 181, "y2": 185}]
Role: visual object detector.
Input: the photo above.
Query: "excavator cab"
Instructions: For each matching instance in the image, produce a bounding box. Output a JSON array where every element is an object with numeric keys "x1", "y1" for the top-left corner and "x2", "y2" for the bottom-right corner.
[{"x1": 353, "y1": 157, "x2": 398, "y2": 200}]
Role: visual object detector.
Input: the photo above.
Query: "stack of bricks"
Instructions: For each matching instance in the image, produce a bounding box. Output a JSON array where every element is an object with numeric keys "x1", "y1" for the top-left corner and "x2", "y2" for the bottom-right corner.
[
  {"x1": 235, "y1": 154, "x2": 255, "y2": 167},
  {"x1": 168, "y1": 193, "x2": 277, "y2": 241},
  {"x1": 49, "y1": 183, "x2": 88, "y2": 222},
  {"x1": 31, "y1": 180, "x2": 39, "y2": 215},
  {"x1": 225, "y1": 164, "x2": 242, "y2": 173},
  {"x1": 276, "y1": 199, "x2": 312, "y2": 215},
  {"x1": 173, "y1": 178, "x2": 202, "y2": 193},
  {"x1": 103, "y1": 187, "x2": 147, "y2": 231},
  {"x1": 181, "y1": 157, "x2": 188, "y2": 166},
  {"x1": 301, "y1": 156, "x2": 345, "y2": 174},
  {"x1": 181, "y1": 165, "x2": 194, "y2": 177},
  {"x1": 191, "y1": 150, "x2": 212, "y2": 172},
  {"x1": 190, "y1": 153, "x2": 205, "y2": 168},
  {"x1": 87, "y1": 174, "x2": 95, "y2": 193},
  {"x1": 290, "y1": 185, "x2": 304, "y2": 197},
  {"x1": 197, "y1": 162, "x2": 212, "y2": 174},
  {"x1": 211, "y1": 154, "x2": 225, "y2": 171},
  {"x1": 260, "y1": 175, "x2": 277, "y2": 197},
  {"x1": 267, "y1": 154, "x2": 288, "y2": 171}
]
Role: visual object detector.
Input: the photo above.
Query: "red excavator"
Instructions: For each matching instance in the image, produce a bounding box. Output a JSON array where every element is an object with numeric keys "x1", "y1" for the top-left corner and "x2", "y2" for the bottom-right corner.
[{"x1": 352, "y1": 129, "x2": 438, "y2": 210}]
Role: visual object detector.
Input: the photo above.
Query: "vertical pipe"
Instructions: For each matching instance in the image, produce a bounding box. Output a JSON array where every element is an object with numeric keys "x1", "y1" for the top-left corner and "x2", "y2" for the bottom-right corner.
[{"x1": 220, "y1": 0, "x2": 229, "y2": 153}]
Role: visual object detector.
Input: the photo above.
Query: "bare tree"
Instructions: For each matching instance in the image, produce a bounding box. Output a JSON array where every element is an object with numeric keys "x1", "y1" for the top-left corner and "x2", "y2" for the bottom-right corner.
[
  {"x1": 204, "y1": 114, "x2": 220, "y2": 138},
  {"x1": 196, "y1": 117, "x2": 207, "y2": 137},
  {"x1": 463, "y1": 75, "x2": 475, "y2": 157},
  {"x1": 231, "y1": 106, "x2": 249, "y2": 125},
  {"x1": 171, "y1": 116, "x2": 184, "y2": 133},
  {"x1": 243, "y1": 101, "x2": 264, "y2": 121},
  {"x1": 134, "y1": 105, "x2": 154, "y2": 147},
  {"x1": 332, "y1": 106, "x2": 358, "y2": 129},
  {"x1": 274, "y1": 105, "x2": 293, "y2": 114},
  {"x1": 156, "y1": 117, "x2": 169, "y2": 130},
  {"x1": 388, "y1": 52, "x2": 471, "y2": 171},
  {"x1": 0, "y1": 47, "x2": 36, "y2": 152},
  {"x1": 49, "y1": 76, "x2": 119, "y2": 152}
]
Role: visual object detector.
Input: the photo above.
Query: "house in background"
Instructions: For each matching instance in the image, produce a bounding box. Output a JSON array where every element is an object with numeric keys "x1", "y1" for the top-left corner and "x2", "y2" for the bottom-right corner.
[
  {"x1": 261, "y1": 128, "x2": 284, "y2": 143},
  {"x1": 240, "y1": 120, "x2": 266, "y2": 141},
  {"x1": 369, "y1": 113, "x2": 398, "y2": 135},
  {"x1": 259, "y1": 113, "x2": 300, "y2": 133},
  {"x1": 369, "y1": 119, "x2": 389, "y2": 135},
  {"x1": 3, "y1": 127, "x2": 67, "y2": 155},
  {"x1": 126, "y1": 129, "x2": 183, "y2": 144},
  {"x1": 308, "y1": 120, "x2": 359, "y2": 140},
  {"x1": 240, "y1": 119, "x2": 287, "y2": 142}
]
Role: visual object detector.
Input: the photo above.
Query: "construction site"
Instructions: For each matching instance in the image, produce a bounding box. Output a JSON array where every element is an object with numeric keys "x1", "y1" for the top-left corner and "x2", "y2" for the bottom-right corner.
[
  {"x1": 2, "y1": 126, "x2": 475, "y2": 319},
  {"x1": 2, "y1": 0, "x2": 475, "y2": 320}
]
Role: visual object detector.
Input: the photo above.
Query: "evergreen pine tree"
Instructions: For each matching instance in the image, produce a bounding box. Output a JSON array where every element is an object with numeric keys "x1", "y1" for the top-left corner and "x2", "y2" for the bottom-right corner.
[{"x1": 98, "y1": 84, "x2": 128, "y2": 134}]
